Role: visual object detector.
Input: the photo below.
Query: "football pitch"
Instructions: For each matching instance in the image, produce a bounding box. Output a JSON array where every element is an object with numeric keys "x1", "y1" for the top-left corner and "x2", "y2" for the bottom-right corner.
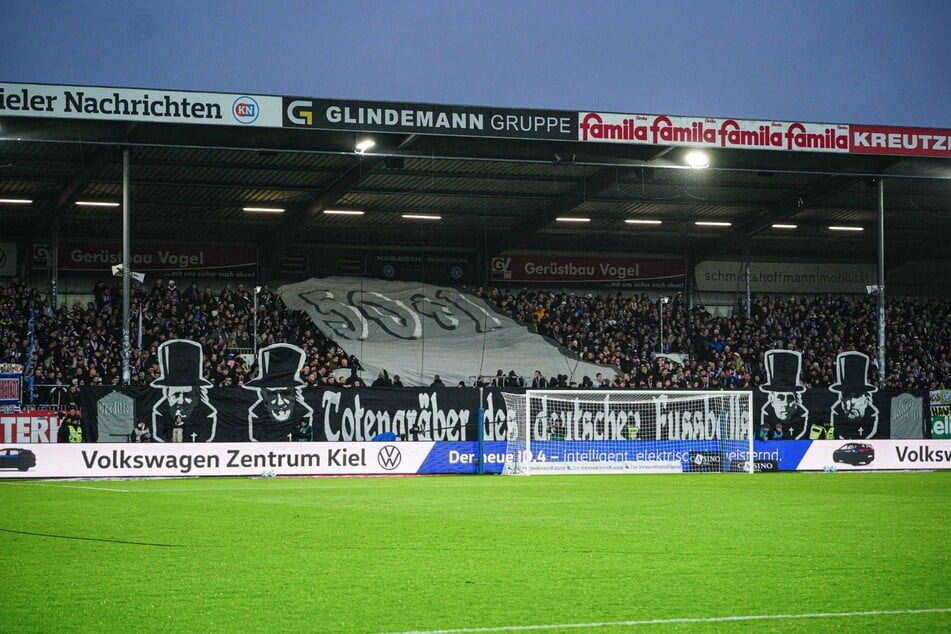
[{"x1": 1, "y1": 472, "x2": 949, "y2": 633}]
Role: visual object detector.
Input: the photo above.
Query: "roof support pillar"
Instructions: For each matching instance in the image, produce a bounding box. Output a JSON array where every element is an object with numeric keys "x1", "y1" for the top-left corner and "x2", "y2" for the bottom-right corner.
[
  {"x1": 877, "y1": 178, "x2": 885, "y2": 385},
  {"x1": 122, "y1": 148, "x2": 132, "y2": 386}
]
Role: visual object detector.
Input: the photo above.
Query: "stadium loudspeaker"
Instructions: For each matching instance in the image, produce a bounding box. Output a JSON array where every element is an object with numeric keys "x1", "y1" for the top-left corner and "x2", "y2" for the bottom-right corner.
[{"x1": 384, "y1": 156, "x2": 405, "y2": 169}]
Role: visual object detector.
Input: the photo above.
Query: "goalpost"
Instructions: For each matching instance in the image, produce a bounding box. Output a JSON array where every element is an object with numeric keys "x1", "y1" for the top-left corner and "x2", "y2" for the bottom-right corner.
[{"x1": 500, "y1": 390, "x2": 755, "y2": 475}]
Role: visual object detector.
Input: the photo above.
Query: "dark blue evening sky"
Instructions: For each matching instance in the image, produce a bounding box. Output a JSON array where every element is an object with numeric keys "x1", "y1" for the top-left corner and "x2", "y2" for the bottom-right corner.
[{"x1": 1, "y1": 0, "x2": 948, "y2": 128}]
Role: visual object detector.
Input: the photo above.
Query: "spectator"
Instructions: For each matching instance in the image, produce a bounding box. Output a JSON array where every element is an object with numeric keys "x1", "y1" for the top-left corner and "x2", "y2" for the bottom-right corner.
[{"x1": 531, "y1": 370, "x2": 547, "y2": 388}]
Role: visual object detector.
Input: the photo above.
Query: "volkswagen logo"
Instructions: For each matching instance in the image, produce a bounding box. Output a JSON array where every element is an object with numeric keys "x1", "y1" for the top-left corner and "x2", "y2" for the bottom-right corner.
[{"x1": 377, "y1": 445, "x2": 402, "y2": 470}]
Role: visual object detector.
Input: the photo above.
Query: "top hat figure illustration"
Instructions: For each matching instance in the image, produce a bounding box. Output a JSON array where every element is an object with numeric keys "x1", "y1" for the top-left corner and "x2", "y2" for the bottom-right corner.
[
  {"x1": 828, "y1": 351, "x2": 879, "y2": 440},
  {"x1": 830, "y1": 351, "x2": 877, "y2": 394},
  {"x1": 152, "y1": 339, "x2": 212, "y2": 387},
  {"x1": 245, "y1": 344, "x2": 307, "y2": 388},
  {"x1": 150, "y1": 339, "x2": 216, "y2": 442},
  {"x1": 244, "y1": 343, "x2": 312, "y2": 441},
  {"x1": 758, "y1": 349, "x2": 809, "y2": 438},
  {"x1": 759, "y1": 350, "x2": 806, "y2": 392}
]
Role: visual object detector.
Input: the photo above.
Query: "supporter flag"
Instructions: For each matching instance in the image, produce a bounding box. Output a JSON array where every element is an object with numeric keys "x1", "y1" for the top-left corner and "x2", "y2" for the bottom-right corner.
[{"x1": 279, "y1": 277, "x2": 617, "y2": 387}]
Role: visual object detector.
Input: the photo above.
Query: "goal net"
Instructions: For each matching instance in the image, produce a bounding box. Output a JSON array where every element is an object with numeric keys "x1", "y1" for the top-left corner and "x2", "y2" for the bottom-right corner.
[{"x1": 500, "y1": 390, "x2": 754, "y2": 475}]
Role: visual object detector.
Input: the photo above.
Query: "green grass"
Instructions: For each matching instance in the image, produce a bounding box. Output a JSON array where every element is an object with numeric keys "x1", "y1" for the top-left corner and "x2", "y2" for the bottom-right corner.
[{"x1": 1, "y1": 472, "x2": 949, "y2": 633}]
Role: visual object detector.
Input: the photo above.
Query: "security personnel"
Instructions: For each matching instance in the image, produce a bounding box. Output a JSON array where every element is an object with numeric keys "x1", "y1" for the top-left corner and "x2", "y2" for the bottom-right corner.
[
  {"x1": 809, "y1": 420, "x2": 835, "y2": 440},
  {"x1": 625, "y1": 421, "x2": 640, "y2": 440},
  {"x1": 67, "y1": 412, "x2": 84, "y2": 443}
]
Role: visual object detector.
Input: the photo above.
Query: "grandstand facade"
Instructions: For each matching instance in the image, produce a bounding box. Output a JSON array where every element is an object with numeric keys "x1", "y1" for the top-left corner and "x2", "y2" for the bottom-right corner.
[{"x1": 1, "y1": 81, "x2": 950, "y2": 455}]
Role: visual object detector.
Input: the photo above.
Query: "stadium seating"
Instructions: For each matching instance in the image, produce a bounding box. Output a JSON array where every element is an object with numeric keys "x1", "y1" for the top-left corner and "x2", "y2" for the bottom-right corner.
[{"x1": 2, "y1": 278, "x2": 948, "y2": 409}]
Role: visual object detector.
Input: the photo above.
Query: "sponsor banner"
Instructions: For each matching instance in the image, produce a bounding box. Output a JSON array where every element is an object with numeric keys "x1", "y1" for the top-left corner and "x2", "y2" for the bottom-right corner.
[
  {"x1": 0, "y1": 372, "x2": 22, "y2": 411},
  {"x1": 0, "y1": 441, "x2": 431, "y2": 478},
  {"x1": 695, "y1": 260, "x2": 877, "y2": 294},
  {"x1": 371, "y1": 251, "x2": 477, "y2": 285},
  {"x1": 579, "y1": 112, "x2": 850, "y2": 152},
  {"x1": 424, "y1": 441, "x2": 750, "y2": 474},
  {"x1": 0, "y1": 242, "x2": 16, "y2": 276},
  {"x1": 0, "y1": 411, "x2": 60, "y2": 443},
  {"x1": 686, "y1": 450, "x2": 779, "y2": 473},
  {"x1": 4, "y1": 437, "x2": 948, "y2": 479},
  {"x1": 283, "y1": 97, "x2": 577, "y2": 140},
  {"x1": 849, "y1": 125, "x2": 951, "y2": 158},
  {"x1": 32, "y1": 241, "x2": 257, "y2": 274},
  {"x1": 578, "y1": 112, "x2": 951, "y2": 159},
  {"x1": 0, "y1": 82, "x2": 282, "y2": 127},
  {"x1": 930, "y1": 389, "x2": 951, "y2": 439},
  {"x1": 752, "y1": 440, "x2": 811, "y2": 471},
  {"x1": 796, "y1": 439, "x2": 951, "y2": 471},
  {"x1": 491, "y1": 254, "x2": 685, "y2": 287}
]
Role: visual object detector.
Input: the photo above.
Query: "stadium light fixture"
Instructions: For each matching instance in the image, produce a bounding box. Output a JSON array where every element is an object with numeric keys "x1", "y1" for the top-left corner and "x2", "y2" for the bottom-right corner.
[
  {"x1": 555, "y1": 217, "x2": 591, "y2": 223},
  {"x1": 829, "y1": 225, "x2": 864, "y2": 231},
  {"x1": 695, "y1": 221, "x2": 732, "y2": 227},
  {"x1": 402, "y1": 213, "x2": 441, "y2": 221},
  {"x1": 243, "y1": 206, "x2": 285, "y2": 213},
  {"x1": 624, "y1": 219, "x2": 662, "y2": 225},
  {"x1": 0, "y1": 198, "x2": 33, "y2": 204},
  {"x1": 685, "y1": 150, "x2": 709, "y2": 169},
  {"x1": 323, "y1": 209, "x2": 365, "y2": 216},
  {"x1": 76, "y1": 200, "x2": 120, "y2": 207},
  {"x1": 355, "y1": 139, "x2": 376, "y2": 154},
  {"x1": 772, "y1": 224, "x2": 798, "y2": 229}
]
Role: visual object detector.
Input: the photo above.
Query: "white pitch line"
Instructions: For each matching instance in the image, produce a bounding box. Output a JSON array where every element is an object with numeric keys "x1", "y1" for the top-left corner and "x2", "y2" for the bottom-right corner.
[
  {"x1": 379, "y1": 608, "x2": 951, "y2": 634},
  {"x1": 0, "y1": 481, "x2": 130, "y2": 493}
]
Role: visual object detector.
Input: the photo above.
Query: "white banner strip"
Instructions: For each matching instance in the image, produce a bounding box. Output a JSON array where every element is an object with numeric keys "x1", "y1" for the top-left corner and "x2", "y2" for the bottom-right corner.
[
  {"x1": 0, "y1": 442, "x2": 432, "y2": 478},
  {"x1": 0, "y1": 83, "x2": 282, "y2": 127}
]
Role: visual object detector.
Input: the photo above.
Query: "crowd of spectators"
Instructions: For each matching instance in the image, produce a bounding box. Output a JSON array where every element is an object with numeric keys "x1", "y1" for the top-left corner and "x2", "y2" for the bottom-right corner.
[
  {"x1": 0, "y1": 277, "x2": 360, "y2": 407},
  {"x1": 481, "y1": 287, "x2": 951, "y2": 390},
  {"x1": 2, "y1": 278, "x2": 950, "y2": 409}
]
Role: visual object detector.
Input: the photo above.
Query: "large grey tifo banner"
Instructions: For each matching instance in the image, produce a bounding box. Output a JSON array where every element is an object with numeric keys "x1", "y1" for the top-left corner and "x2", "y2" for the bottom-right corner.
[
  {"x1": 279, "y1": 277, "x2": 616, "y2": 386},
  {"x1": 695, "y1": 260, "x2": 876, "y2": 294}
]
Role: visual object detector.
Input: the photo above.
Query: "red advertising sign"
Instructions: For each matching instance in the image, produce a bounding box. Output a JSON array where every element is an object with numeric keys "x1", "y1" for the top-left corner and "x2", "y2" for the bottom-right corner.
[
  {"x1": 578, "y1": 113, "x2": 951, "y2": 159},
  {"x1": 0, "y1": 411, "x2": 60, "y2": 443},
  {"x1": 491, "y1": 254, "x2": 684, "y2": 284},
  {"x1": 848, "y1": 125, "x2": 951, "y2": 157},
  {"x1": 33, "y1": 242, "x2": 258, "y2": 275}
]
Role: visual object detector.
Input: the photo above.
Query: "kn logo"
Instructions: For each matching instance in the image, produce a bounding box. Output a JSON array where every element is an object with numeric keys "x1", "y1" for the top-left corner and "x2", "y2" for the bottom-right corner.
[
  {"x1": 377, "y1": 445, "x2": 402, "y2": 470},
  {"x1": 232, "y1": 96, "x2": 259, "y2": 124}
]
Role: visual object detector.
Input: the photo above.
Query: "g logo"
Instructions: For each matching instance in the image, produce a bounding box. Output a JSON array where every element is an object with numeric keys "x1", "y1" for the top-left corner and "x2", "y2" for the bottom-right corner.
[{"x1": 287, "y1": 99, "x2": 314, "y2": 126}]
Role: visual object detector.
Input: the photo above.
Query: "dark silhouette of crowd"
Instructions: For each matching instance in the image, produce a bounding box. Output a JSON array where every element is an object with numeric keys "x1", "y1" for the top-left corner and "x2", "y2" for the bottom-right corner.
[{"x1": 1, "y1": 278, "x2": 948, "y2": 411}]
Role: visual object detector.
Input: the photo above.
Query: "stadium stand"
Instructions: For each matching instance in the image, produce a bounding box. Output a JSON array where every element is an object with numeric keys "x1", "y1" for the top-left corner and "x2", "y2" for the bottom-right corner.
[{"x1": 2, "y1": 277, "x2": 949, "y2": 413}]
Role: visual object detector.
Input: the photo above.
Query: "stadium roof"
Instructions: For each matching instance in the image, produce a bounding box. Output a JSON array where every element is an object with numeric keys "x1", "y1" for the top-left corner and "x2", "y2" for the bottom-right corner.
[{"x1": 1, "y1": 82, "x2": 950, "y2": 273}]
